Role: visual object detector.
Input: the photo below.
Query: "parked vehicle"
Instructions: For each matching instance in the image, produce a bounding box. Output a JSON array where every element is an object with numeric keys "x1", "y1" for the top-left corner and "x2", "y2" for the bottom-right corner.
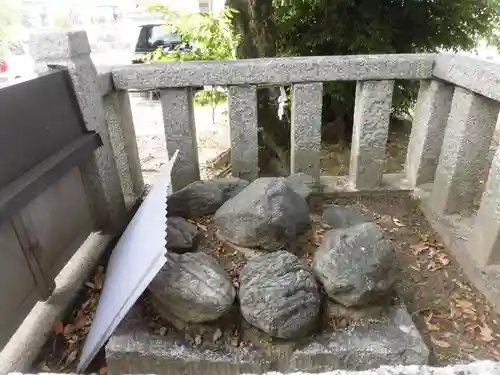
[
  {"x1": 132, "y1": 24, "x2": 192, "y2": 64},
  {"x1": 0, "y1": 40, "x2": 36, "y2": 86}
]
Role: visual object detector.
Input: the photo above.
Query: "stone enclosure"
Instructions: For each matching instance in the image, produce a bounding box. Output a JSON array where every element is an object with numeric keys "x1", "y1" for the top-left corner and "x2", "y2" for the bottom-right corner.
[
  {"x1": 22, "y1": 30, "x2": 500, "y2": 375},
  {"x1": 106, "y1": 176, "x2": 429, "y2": 374}
]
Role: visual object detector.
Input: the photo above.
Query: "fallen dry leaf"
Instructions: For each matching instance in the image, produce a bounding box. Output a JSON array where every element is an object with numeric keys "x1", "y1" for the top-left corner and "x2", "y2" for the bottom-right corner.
[
  {"x1": 310, "y1": 231, "x2": 321, "y2": 246},
  {"x1": 424, "y1": 314, "x2": 440, "y2": 332},
  {"x1": 63, "y1": 323, "x2": 75, "y2": 335},
  {"x1": 410, "y1": 243, "x2": 429, "y2": 255},
  {"x1": 430, "y1": 336, "x2": 451, "y2": 348},
  {"x1": 491, "y1": 348, "x2": 500, "y2": 360},
  {"x1": 392, "y1": 218, "x2": 405, "y2": 227},
  {"x1": 478, "y1": 322, "x2": 496, "y2": 342},
  {"x1": 99, "y1": 366, "x2": 108, "y2": 375},
  {"x1": 455, "y1": 299, "x2": 474, "y2": 310},
  {"x1": 65, "y1": 350, "x2": 78, "y2": 366},
  {"x1": 436, "y1": 253, "x2": 450, "y2": 266},
  {"x1": 410, "y1": 265, "x2": 421, "y2": 272},
  {"x1": 52, "y1": 321, "x2": 64, "y2": 335}
]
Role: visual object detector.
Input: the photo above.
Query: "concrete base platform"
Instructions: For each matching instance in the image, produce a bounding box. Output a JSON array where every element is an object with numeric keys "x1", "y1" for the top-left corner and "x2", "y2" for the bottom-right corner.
[{"x1": 106, "y1": 305, "x2": 429, "y2": 375}]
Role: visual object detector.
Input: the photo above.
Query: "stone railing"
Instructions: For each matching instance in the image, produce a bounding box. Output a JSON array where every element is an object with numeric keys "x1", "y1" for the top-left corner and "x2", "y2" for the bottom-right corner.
[{"x1": 30, "y1": 30, "x2": 500, "y2": 310}]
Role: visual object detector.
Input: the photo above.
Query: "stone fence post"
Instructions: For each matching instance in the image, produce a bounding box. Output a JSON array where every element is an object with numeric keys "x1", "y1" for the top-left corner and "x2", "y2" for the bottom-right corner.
[{"x1": 30, "y1": 30, "x2": 127, "y2": 231}]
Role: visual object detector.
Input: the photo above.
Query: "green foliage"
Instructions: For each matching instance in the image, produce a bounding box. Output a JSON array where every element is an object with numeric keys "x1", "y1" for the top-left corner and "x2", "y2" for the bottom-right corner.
[
  {"x1": 147, "y1": 6, "x2": 238, "y2": 111},
  {"x1": 274, "y1": 0, "x2": 499, "y2": 118},
  {"x1": 0, "y1": 0, "x2": 20, "y2": 57}
]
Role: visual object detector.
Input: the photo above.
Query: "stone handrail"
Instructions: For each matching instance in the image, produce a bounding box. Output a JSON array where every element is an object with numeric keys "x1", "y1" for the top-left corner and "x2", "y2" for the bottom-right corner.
[
  {"x1": 111, "y1": 54, "x2": 435, "y2": 90},
  {"x1": 29, "y1": 29, "x2": 500, "y2": 272}
]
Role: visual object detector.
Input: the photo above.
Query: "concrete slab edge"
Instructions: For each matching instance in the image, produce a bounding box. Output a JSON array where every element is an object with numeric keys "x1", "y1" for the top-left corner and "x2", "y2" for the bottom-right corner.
[
  {"x1": 7, "y1": 360, "x2": 500, "y2": 374},
  {"x1": 0, "y1": 232, "x2": 113, "y2": 374}
]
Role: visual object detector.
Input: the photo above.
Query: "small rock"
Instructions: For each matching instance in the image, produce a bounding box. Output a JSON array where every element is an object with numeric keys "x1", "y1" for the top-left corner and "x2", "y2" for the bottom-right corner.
[
  {"x1": 239, "y1": 251, "x2": 321, "y2": 339},
  {"x1": 167, "y1": 178, "x2": 249, "y2": 218},
  {"x1": 230, "y1": 336, "x2": 239, "y2": 347},
  {"x1": 284, "y1": 173, "x2": 316, "y2": 200},
  {"x1": 322, "y1": 205, "x2": 369, "y2": 229},
  {"x1": 149, "y1": 252, "x2": 236, "y2": 324},
  {"x1": 159, "y1": 326, "x2": 167, "y2": 336},
  {"x1": 213, "y1": 328, "x2": 223, "y2": 343},
  {"x1": 166, "y1": 217, "x2": 199, "y2": 253},
  {"x1": 313, "y1": 222, "x2": 396, "y2": 307},
  {"x1": 325, "y1": 300, "x2": 387, "y2": 322},
  {"x1": 215, "y1": 178, "x2": 310, "y2": 251},
  {"x1": 194, "y1": 334, "x2": 203, "y2": 347}
]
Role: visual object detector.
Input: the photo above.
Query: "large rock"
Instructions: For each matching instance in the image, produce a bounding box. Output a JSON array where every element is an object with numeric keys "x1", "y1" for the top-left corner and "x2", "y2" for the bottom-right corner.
[
  {"x1": 214, "y1": 178, "x2": 310, "y2": 251},
  {"x1": 322, "y1": 205, "x2": 369, "y2": 229},
  {"x1": 284, "y1": 173, "x2": 316, "y2": 200},
  {"x1": 239, "y1": 251, "x2": 321, "y2": 339},
  {"x1": 313, "y1": 222, "x2": 395, "y2": 307},
  {"x1": 149, "y1": 252, "x2": 236, "y2": 324},
  {"x1": 167, "y1": 178, "x2": 249, "y2": 218},
  {"x1": 166, "y1": 217, "x2": 198, "y2": 253}
]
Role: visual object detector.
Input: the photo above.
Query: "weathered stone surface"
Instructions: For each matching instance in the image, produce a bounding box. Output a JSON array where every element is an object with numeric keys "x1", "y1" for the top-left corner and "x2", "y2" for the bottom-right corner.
[
  {"x1": 214, "y1": 178, "x2": 310, "y2": 251},
  {"x1": 285, "y1": 173, "x2": 316, "y2": 200},
  {"x1": 106, "y1": 307, "x2": 271, "y2": 375},
  {"x1": 469, "y1": 146, "x2": 500, "y2": 266},
  {"x1": 31, "y1": 30, "x2": 126, "y2": 230},
  {"x1": 287, "y1": 306, "x2": 429, "y2": 372},
  {"x1": 228, "y1": 86, "x2": 258, "y2": 182},
  {"x1": 107, "y1": 306, "x2": 430, "y2": 375},
  {"x1": 239, "y1": 251, "x2": 321, "y2": 339},
  {"x1": 313, "y1": 222, "x2": 395, "y2": 307},
  {"x1": 325, "y1": 300, "x2": 387, "y2": 322},
  {"x1": 149, "y1": 252, "x2": 235, "y2": 324},
  {"x1": 349, "y1": 80, "x2": 394, "y2": 189},
  {"x1": 112, "y1": 54, "x2": 435, "y2": 90},
  {"x1": 405, "y1": 80, "x2": 454, "y2": 187},
  {"x1": 291, "y1": 83, "x2": 323, "y2": 180},
  {"x1": 431, "y1": 87, "x2": 500, "y2": 215},
  {"x1": 166, "y1": 217, "x2": 198, "y2": 253},
  {"x1": 167, "y1": 178, "x2": 249, "y2": 218},
  {"x1": 322, "y1": 205, "x2": 369, "y2": 229}
]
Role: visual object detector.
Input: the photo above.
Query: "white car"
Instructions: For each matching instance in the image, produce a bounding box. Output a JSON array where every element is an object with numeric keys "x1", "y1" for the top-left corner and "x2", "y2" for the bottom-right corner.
[{"x1": 0, "y1": 40, "x2": 36, "y2": 86}]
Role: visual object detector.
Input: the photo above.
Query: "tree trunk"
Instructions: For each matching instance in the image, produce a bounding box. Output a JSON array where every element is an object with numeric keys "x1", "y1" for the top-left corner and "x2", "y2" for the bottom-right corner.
[{"x1": 226, "y1": 0, "x2": 290, "y2": 176}]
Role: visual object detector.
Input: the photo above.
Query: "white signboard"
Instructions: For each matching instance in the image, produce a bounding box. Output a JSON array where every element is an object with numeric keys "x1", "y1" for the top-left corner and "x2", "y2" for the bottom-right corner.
[{"x1": 77, "y1": 151, "x2": 178, "y2": 372}]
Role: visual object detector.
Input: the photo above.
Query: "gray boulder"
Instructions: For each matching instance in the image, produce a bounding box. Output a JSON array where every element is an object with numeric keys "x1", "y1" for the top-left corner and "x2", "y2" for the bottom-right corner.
[
  {"x1": 239, "y1": 251, "x2": 321, "y2": 339},
  {"x1": 214, "y1": 178, "x2": 310, "y2": 251},
  {"x1": 313, "y1": 222, "x2": 395, "y2": 307},
  {"x1": 166, "y1": 217, "x2": 198, "y2": 253},
  {"x1": 149, "y1": 252, "x2": 236, "y2": 324},
  {"x1": 284, "y1": 173, "x2": 316, "y2": 200},
  {"x1": 167, "y1": 178, "x2": 249, "y2": 218},
  {"x1": 322, "y1": 205, "x2": 369, "y2": 228}
]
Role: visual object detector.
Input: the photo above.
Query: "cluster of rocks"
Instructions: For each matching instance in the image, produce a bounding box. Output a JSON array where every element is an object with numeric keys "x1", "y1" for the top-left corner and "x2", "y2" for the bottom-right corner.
[{"x1": 149, "y1": 174, "x2": 397, "y2": 342}]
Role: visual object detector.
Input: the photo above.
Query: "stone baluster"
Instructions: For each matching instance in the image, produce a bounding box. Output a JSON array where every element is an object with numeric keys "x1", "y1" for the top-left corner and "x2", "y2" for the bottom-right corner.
[
  {"x1": 30, "y1": 30, "x2": 126, "y2": 231},
  {"x1": 468, "y1": 146, "x2": 500, "y2": 266},
  {"x1": 228, "y1": 86, "x2": 259, "y2": 181},
  {"x1": 405, "y1": 80, "x2": 454, "y2": 187},
  {"x1": 349, "y1": 80, "x2": 394, "y2": 189},
  {"x1": 102, "y1": 91, "x2": 144, "y2": 209},
  {"x1": 430, "y1": 87, "x2": 500, "y2": 216},
  {"x1": 291, "y1": 83, "x2": 323, "y2": 181},
  {"x1": 160, "y1": 88, "x2": 200, "y2": 192}
]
